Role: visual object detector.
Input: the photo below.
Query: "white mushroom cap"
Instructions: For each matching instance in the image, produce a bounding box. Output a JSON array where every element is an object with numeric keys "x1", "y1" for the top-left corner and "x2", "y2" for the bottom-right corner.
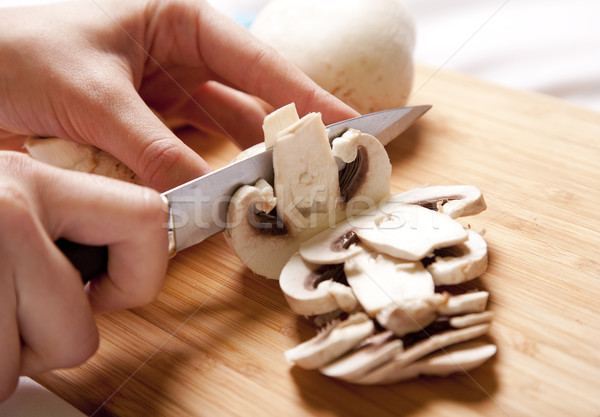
[
  {"x1": 284, "y1": 312, "x2": 375, "y2": 370},
  {"x1": 279, "y1": 253, "x2": 358, "y2": 316},
  {"x1": 249, "y1": 0, "x2": 415, "y2": 114}
]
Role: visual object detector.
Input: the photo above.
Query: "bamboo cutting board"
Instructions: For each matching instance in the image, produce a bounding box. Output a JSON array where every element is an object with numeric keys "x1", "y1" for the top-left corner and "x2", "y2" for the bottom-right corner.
[{"x1": 34, "y1": 65, "x2": 600, "y2": 417}]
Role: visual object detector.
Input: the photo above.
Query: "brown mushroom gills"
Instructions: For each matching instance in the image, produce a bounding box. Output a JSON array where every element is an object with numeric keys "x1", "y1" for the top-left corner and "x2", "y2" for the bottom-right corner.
[{"x1": 338, "y1": 146, "x2": 368, "y2": 202}]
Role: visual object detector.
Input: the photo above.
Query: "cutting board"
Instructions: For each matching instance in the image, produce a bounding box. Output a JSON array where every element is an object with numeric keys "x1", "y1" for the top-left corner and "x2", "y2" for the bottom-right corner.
[{"x1": 34, "y1": 65, "x2": 600, "y2": 417}]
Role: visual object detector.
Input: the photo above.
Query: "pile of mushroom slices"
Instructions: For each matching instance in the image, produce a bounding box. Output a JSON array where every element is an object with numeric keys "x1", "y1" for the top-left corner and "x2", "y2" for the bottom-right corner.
[{"x1": 226, "y1": 104, "x2": 496, "y2": 384}]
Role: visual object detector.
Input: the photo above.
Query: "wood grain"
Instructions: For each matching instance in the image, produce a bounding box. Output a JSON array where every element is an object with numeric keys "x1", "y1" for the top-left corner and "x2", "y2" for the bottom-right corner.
[{"x1": 35, "y1": 65, "x2": 600, "y2": 417}]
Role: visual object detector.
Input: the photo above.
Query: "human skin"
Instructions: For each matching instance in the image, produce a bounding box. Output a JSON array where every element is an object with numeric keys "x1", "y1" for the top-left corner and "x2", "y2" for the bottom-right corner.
[{"x1": 0, "y1": 0, "x2": 359, "y2": 401}]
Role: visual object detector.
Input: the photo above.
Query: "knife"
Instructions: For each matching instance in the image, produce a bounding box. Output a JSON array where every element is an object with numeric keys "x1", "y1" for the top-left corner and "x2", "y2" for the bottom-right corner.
[{"x1": 59, "y1": 104, "x2": 431, "y2": 283}]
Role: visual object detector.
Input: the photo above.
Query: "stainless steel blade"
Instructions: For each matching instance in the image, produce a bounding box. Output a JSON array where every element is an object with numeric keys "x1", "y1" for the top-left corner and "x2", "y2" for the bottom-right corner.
[{"x1": 163, "y1": 105, "x2": 431, "y2": 252}]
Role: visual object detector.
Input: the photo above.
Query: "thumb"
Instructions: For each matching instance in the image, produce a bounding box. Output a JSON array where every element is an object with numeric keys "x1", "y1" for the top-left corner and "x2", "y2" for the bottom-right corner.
[{"x1": 88, "y1": 84, "x2": 211, "y2": 192}]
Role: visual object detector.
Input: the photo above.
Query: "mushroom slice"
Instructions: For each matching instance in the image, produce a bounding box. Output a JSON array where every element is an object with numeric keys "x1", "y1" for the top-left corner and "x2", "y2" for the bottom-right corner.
[
  {"x1": 299, "y1": 222, "x2": 363, "y2": 265},
  {"x1": 279, "y1": 253, "x2": 358, "y2": 316},
  {"x1": 353, "y1": 203, "x2": 468, "y2": 261},
  {"x1": 285, "y1": 312, "x2": 375, "y2": 370},
  {"x1": 375, "y1": 294, "x2": 447, "y2": 337},
  {"x1": 263, "y1": 103, "x2": 300, "y2": 149},
  {"x1": 331, "y1": 129, "x2": 391, "y2": 209},
  {"x1": 273, "y1": 112, "x2": 340, "y2": 229},
  {"x1": 424, "y1": 229, "x2": 488, "y2": 285},
  {"x1": 354, "y1": 323, "x2": 492, "y2": 384},
  {"x1": 389, "y1": 185, "x2": 487, "y2": 219},
  {"x1": 343, "y1": 247, "x2": 436, "y2": 318},
  {"x1": 320, "y1": 331, "x2": 403, "y2": 381},
  {"x1": 437, "y1": 291, "x2": 489, "y2": 316},
  {"x1": 449, "y1": 311, "x2": 494, "y2": 328},
  {"x1": 355, "y1": 341, "x2": 497, "y2": 385},
  {"x1": 226, "y1": 180, "x2": 296, "y2": 279}
]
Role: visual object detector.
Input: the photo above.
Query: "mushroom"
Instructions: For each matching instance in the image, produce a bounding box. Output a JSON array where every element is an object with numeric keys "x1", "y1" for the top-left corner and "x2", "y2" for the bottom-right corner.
[
  {"x1": 279, "y1": 253, "x2": 358, "y2": 316},
  {"x1": 355, "y1": 341, "x2": 497, "y2": 385},
  {"x1": 223, "y1": 104, "x2": 495, "y2": 384},
  {"x1": 284, "y1": 312, "x2": 375, "y2": 370},
  {"x1": 25, "y1": 136, "x2": 141, "y2": 184},
  {"x1": 388, "y1": 184, "x2": 487, "y2": 219},
  {"x1": 355, "y1": 323, "x2": 492, "y2": 384},
  {"x1": 423, "y1": 229, "x2": 488, "y2": 285},
  {"x1": 332, "y1": 129, "x2": 391, "y2": 209},
  {"x1": 320, "y1": 331, "x2": 402, "y2": 381},
  {"x1": 300, "y1": 202, "x2": 468, "y2": 264},
  {"x1": 249, "y1": 0, "x2": 415, "y2": 114},
  {"x1": 226, "y1": 107, "x2": 392, "y2": 279}
]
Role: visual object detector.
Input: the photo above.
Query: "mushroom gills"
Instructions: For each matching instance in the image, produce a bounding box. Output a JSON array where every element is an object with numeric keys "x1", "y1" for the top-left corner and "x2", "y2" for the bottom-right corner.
[
  {"x1": 422, "y1": 229, "x2": 488, "y2": 285},
  {"x1": 388, "y1": 184, "x2": 487, "y2": 219},
  {"x1": 279, "y1": 253, "x2": 358, "y2": 316}
]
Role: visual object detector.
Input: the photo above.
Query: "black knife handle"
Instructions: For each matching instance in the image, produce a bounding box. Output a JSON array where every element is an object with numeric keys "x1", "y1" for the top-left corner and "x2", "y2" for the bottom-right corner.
[{"x1": 56, "y1": 238, "x2": 108, "y2": 284}]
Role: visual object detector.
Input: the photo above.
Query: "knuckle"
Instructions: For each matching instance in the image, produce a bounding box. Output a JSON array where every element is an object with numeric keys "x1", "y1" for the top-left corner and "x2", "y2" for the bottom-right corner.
[
  {"x1": 137, "y1": 138, "x2": 183, "y2": 187},
  {"x1": 243, "y1": 46, "x2": 274, "y2": 96}
]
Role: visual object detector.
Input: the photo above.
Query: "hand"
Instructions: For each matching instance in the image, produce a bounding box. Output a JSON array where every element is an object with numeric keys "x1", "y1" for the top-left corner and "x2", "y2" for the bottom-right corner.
[
  {"x1": 0, "y1": 0, "x2": 359, "y2": 191},
  {"x1": 0, "y1": 151, "x2": 168, "y2": 401}
]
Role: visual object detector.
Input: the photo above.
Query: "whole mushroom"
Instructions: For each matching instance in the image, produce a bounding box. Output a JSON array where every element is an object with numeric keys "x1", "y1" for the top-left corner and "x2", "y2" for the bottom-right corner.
[{"x1": 249, "y1": 0, "x2": 415, "y2": 114}]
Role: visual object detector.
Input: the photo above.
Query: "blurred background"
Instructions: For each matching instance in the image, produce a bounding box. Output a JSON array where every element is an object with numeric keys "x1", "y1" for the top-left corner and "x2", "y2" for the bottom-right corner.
[
  {"x1": 209, "y1": 0, "x2": 600, "y2": 112},
  {"x1": 2, "y1": 0, "x2": 598, "y2": 111}
]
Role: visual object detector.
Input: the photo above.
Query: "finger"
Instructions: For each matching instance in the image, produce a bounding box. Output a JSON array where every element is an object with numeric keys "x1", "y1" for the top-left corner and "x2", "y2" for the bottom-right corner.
[
  {"x1": 147, "y1": 1, "x2": 359, "y2": 123},
  {"x1": 77, "y1": 74, "x2": 211, "y2": 191},
  {"x1": 29, "y1": 159, "x2": 170, "y2": 313},
  {"x1": 196, "y1": 5, "x2": 360, "y2": 122},
  {"x1": 176, "y1": 81, "x2": 268, "y2": 149},
  {"x1": 0, "y1": 176, "x2": 98, "y2": 376}
]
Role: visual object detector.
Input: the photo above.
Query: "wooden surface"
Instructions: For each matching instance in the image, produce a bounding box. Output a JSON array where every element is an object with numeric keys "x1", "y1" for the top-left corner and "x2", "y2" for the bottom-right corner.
[{"x1": 35, "y1": 65, "x2": 600, "y2": 416}]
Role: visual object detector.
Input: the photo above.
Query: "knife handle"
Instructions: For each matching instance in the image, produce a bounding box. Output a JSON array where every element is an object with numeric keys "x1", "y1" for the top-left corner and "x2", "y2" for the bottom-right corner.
[{"x1": 56, "y1": 238, "x2": 108, "y2": 284}]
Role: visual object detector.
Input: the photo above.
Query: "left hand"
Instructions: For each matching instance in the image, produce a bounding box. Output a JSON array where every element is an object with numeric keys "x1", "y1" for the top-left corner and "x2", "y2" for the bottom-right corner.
[{"x1": 0, "y1": 0, "x2": 359, "y2": 191}]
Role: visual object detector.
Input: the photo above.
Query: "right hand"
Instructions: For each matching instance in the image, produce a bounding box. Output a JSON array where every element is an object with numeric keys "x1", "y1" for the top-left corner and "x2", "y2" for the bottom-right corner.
[{"x1": 0, "y1": 151, "x2": 169, "y2": 401}]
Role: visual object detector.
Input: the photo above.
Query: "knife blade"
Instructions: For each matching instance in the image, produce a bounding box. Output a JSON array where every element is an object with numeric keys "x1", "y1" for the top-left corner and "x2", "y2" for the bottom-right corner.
[{"x1": 61, "y1": 104, "x2": 431, "y2": 282}]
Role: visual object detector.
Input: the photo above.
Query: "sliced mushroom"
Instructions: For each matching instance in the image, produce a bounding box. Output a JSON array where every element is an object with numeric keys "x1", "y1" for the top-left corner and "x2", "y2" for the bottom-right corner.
[
  {"x1": 437, "y1": 291, "x2": 489, "y2": 316},
  {"x1": 273, "y1": 112, "x2": 341, "y2": 229},
  {"x1": 263, "y1": 103, "x2": 300, "y2": 149},
  {"x1": 389, "y1": 184, "x2": 487, "y2": 219},
  {"x1": 424, "y1": 229, "x2": 488, "y2": 285},
  {"x1": 279, "y1": 253, "x2": 358, "y2": 316},
  {"x1": 353, "y1": 203, "x2": 468, "y2": 261},
  {"x1": 227, "y1": 109, "x2": 394, "y2": 279},
  {"x1": 449, "y1": 311, "x2": 494, "y2": 328},
  {"x1": 375, "y1": 294, "x2": 447, "y2": 337},
  {"x1": 299, "y1": 202, "x2": 468, "y2": 265},
  {"x1": 354, "y1": 322, "x2": 491, "y2": 384},
  {"x1": 355, "y1": 341, "x2": 497, "y2": 385},
  {"x1": 298, "y1": 223, "x2": 363, "y2": 265},
  {"x1": 284, "y1": 312, "x2": 375, "y2": 370},
  {"x1": 331, "y1": 129, "x2": 391, "y2": 208},
  {"x1": 320, "y1": 331, "x2": 403, "y2": 381}
]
